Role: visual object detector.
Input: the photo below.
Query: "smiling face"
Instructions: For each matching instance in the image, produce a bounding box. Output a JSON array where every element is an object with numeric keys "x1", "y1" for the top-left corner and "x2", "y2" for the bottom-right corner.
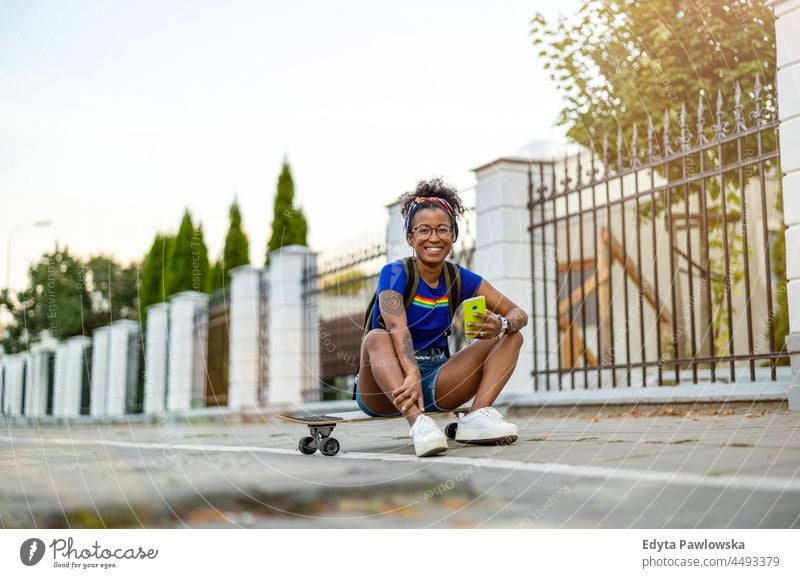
[{"x1": 406, "y1": 207, "x2": 454, "y2": 266}]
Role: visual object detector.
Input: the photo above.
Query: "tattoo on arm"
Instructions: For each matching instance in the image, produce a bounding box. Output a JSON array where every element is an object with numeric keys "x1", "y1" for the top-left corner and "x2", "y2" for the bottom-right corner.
[
  {"x1": 401, "y1": 332, "x2": 415, "y2": 362},
  {"x1": 508, "y1": 308, "x2": 528, "y2": 332},
  {"x1": 379, "y1": 290, "x2": 404, "y2": 317}
]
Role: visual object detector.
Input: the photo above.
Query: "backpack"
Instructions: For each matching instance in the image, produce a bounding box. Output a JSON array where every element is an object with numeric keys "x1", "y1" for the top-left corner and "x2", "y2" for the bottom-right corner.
[{"x1": 353, "y1": 257, "x2": 461, "y2": 399}]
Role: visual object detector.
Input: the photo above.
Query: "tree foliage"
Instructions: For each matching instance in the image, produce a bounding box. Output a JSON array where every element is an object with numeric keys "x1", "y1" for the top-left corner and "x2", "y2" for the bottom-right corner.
[
  {"x1": 266, "y1": 159, "x2": 308, "y2": 263},
  {"x1": 1, "y1": 246, "x2": 139, "y2": 353},
  {"x1": 165, "y1": 209, "x2": 210, "y2": 296},
  {"x1": 209, "y1": 199, "x2": 251, "y2": 292},
  {"x1": 139, "y1": 234, "x2": 173, "y2": 314},
  {"x1": 531, "y1": 0, "x2": 775, "y2": 155},
  {"x1": 84, "y1": 254, "x2": 140, "y2": 326}
]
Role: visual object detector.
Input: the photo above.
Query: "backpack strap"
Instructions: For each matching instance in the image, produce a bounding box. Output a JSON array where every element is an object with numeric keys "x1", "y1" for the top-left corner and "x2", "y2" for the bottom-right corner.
[
  {"x1": 441, "y1": 261, "x2": 461, "y2": 358},
  {"x1": 402, "y1": 257, "x2": 420, "y2": 310}
]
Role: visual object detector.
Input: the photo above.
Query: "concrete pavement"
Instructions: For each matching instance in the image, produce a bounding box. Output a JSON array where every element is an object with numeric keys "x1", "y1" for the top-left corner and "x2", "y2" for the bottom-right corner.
[{"x1": 1, "y1": 401, "x2": 799, "y2": 528}]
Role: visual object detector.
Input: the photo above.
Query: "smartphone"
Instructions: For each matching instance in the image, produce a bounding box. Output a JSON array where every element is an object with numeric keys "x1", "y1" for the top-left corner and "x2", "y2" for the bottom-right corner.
[{"x1": 462, "y1": 296, "x2": 487, "y2": 341}]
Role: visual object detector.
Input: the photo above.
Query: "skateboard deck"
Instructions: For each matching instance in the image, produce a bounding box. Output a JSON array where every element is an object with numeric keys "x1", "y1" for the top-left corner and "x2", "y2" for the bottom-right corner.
[{"x1": 278, "y1": 407, "x2": 468, "y2": 456}]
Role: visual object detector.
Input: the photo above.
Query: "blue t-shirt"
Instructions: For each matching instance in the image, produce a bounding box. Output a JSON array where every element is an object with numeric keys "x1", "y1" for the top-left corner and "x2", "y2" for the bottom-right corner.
[{"x1": 371, "y1": 260, "x2": 483, "y2": 350}]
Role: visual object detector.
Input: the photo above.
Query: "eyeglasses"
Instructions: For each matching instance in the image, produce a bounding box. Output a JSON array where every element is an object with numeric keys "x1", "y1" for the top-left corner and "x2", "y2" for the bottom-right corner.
[{"x1": 412, "y1": 225, "x2": 454, "y2": 239}]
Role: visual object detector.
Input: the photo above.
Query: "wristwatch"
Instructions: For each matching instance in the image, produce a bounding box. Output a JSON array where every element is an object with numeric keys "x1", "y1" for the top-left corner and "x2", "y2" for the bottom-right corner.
[{"x1": 499, "y1": 316, "x2": 509, "y2": 335}]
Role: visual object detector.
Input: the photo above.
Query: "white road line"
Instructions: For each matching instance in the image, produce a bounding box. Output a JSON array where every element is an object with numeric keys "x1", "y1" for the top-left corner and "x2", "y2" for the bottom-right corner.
[{"x1": 3, "y1": 435, "x2": 799, "y2": 494}]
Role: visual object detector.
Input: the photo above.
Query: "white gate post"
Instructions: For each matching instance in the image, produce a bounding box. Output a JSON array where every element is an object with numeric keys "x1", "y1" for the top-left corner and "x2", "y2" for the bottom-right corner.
[
  {"x1": 473, "y1": 158, "x2": 556, "y2": 396},
  {"x1": 53, "y1": 336, "x2": 91, "y2": 418},
  {"x1": 229, "y1": 265, "x2": 263, "y2": 409},
  {"x1": 26, "y1": 344, "x2": 55, "y2": 418},
  {"x1": 90, "y1": 326, "x2": 111, "y2": 417},
  {"x1": 267, "y1": 245, "x2": 317, "y2": 406},
  {"x1": 167, "y1": 291, "x2": 209, "y2": 412},
  {"x1": 3, "y1": 353, "x2": 26, "y2": 416},
  {"x1": 0, "y1": 356, "x2": 5, "y2": 416},
  {"x1": 144, "y1": 303, "x2": 170, "y2": 415},
  {"x1": 108, "y1": 320, "x2": 141, "y2": 416},
  {"x1": 386, "y1": 198, "x2": 408, "y2": 263},
  {"x1": 772, "y1": 0, "x2": 800, "y2": 409}
]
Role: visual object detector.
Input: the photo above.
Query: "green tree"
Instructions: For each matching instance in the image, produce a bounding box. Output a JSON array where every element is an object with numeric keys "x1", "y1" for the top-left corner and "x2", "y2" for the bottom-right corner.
[
  {"x1": 266, "y1": 159, "x2": 308, "y2": 263},
  {"x1": 3, "y1": 247, "x2": 92, "y2": 352},
  {"x1": 210, "y1": 199, "x2": 251, "y2": 292},
  {"x1": 84, "y1": 254, "x2": 140, "y2": 327},
  {"x1": 139, "y1": 234, "x2": 173, "y2": 313},
  {"x1": 530, "y1": 1, "x2": 775, "y2": 155},
  {"x1": 0, "y1": 247, "x2": 143, "y2": 353},
  {"x1": 1, "y1": 246, "x2": 91, "y2": 352},
  {"x1": 208, "y1": 259, "x2": 224, "y2": 293},
  {"x1": 165, "y1": 209, "x2": 210, "y2": 296}
]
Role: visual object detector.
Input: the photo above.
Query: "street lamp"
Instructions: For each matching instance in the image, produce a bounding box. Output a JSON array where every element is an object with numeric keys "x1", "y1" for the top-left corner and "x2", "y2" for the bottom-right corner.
[{"x1": 5, "y1": 220, "x2": 53, "y2": 295}]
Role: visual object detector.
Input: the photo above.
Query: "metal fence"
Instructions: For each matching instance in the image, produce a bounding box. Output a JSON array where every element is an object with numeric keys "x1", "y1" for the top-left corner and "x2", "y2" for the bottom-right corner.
[
  {"x1": 304, "y1": 234, "x2": 386, "y2": 401},
  {"x1": 204, "y1": 289, "x2": 229, "y2": 406},
  {"x1": 528, "y1": 78, "x2": 789, "y2": 391}
]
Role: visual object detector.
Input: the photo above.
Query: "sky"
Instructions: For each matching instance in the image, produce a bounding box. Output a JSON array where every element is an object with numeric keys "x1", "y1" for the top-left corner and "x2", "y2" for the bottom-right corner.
[{"x1": 0, "y1": 0, "x2": 578, "y2": 290}]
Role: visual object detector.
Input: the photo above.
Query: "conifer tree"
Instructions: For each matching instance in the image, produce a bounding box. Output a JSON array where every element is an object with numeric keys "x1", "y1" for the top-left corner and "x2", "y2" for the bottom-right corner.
[
  {"x1": 217, "y1": 199, "x2": 251, "y2": 289},
  {"x1": 266, "y1": 159, "x2": 308, "y2": 263},
  {"x1": 166, "y1": 209, "x2": 210, "y2": 296},
  {"x1": 140, "y1": 234, "x2": 173, "y2": 312}
]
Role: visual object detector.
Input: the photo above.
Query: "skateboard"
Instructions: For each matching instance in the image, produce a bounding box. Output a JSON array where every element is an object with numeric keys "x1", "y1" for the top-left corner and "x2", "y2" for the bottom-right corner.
[{"x1": 278, "y1": 408, "x2": 467, "y2": 456}]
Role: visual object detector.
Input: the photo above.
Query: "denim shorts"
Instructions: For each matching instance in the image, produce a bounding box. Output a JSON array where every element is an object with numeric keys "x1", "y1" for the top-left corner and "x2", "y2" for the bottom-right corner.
[{"x1": 356, "y1": 347, "x2": 448, "y2": 417}]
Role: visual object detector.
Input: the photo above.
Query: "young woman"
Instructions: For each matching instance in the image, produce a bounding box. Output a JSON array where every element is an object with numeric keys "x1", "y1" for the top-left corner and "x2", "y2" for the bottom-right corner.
[{"x1": 355, "y1": 177, "x2": 528, "y2": 457}]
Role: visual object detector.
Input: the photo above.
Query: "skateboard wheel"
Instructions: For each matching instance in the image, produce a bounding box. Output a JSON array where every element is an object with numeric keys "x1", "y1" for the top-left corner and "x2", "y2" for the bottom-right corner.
[
  {"x1": 444, "y1": 422, "x2": 458, "y2": 440},
  {"x1": 298, "y1": 436, "x2": 317, "y2": 455},
  {"x1": 320, "y1": 437, "x2": 340, "y2": 456}
]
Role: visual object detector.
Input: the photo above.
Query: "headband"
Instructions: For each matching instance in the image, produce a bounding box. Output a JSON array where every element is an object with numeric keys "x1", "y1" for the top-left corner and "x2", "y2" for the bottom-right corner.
[{"x1": 404, "y1": 196, "x2": 459, "y2": 241}]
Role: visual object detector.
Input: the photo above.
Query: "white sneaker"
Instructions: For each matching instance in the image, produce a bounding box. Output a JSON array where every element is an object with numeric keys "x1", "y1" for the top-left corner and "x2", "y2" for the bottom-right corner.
[
  {"x1": 455, "y1": 407, "x2": 519, "y2": 445},
  {"x1": 409, "y1": 415, "x2": 448, "y2": 457}
]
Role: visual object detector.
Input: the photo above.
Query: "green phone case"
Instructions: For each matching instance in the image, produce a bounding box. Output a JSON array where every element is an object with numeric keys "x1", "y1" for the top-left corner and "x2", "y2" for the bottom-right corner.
[{"x1": 462, "y1": 296, "x2": 486, "y2": 340}]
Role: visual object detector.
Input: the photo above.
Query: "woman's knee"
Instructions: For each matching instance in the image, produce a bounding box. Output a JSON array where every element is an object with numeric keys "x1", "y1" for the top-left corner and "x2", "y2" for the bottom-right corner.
[
  {"x1": 503, "y1": 331, "x2": 524, "y2": 350},
  {"x1": 363, "y1": 328, "x2": 391, "y2": 350}
]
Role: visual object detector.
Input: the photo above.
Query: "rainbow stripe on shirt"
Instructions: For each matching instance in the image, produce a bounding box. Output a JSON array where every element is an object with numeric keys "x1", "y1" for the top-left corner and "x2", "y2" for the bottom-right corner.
[{"x1": 412, "y1": 294, "x2": 449, "y2": 309}]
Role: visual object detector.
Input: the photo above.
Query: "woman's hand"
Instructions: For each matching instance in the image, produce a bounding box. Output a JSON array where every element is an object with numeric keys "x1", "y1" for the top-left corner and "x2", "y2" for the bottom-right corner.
[
  {"x1": 392, "y1": 373, "x2": 424, "y2": 413},
  {"x1": 465, "y1": 311, "x2": 503, "y2": 340}
]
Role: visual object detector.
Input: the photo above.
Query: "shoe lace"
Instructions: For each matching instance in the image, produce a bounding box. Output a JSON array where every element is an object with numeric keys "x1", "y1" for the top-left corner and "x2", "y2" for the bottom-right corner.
[
  {"x1": 411, "y1": 416, "x2": 436, "y2": 436},
  {"x1": 481, "y1": 407, "x2": 505, "y2": 422}
]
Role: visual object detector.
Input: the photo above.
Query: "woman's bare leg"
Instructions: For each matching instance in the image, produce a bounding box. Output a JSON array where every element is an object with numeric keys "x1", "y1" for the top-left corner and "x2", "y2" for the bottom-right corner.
[
  {"x1": 434, "y1": 332, "x2": 524, "y2": 411},
  {"x1": 357, "y1": 329, "x2": 423, "y2": 426}
]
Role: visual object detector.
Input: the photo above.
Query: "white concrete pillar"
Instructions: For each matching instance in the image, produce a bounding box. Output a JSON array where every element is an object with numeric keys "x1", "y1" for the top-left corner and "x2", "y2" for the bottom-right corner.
[
  {"x1": 1, "y1": 355, "x2": 9, "y2": 415},
  {"x1": 52, "y1": 336, "x2": 91, "y2": 418},
  {"x1": 52, "y1": 341, "x2": 69, "y2": 416},
  {"x1": 228, "y1": 265, "x2": 262, "y2": 409},
  {"x1": 473, "y1": 158, "x2": 551, "y2": 395},
  {"x1": 0, "y1": 356, "x2": 5, "y2": 415},
  {"x1": 267, "y1": 245, "x2": 317, "y2": 405},
  {"x1": 108, "y1": 320, "x2": 141, "y2": 416},
  {"x1": 2, "y1": 353, "x2": 26, "y2": 416},
  {"x1": 144, "y1": 303, "x2": 170, "y2": 415},
  {"x1": 167, "y1": 291, "x2": 209, "y2": 412},
  {"x1": 25, "y1": 344, "x2": 55, "y2": 417},
  {"x1": 386, "y1": 198, "x2": 409, "y2": 262},
  {"x1": 772, "y1": 0, "x2": 800, "y2": 409},
  {"x1": 90, "y1": 326, "x2": 111, "y2": 417},
  {"x1": 304, "y1": 258, "x2": 321, "y2": 403}
]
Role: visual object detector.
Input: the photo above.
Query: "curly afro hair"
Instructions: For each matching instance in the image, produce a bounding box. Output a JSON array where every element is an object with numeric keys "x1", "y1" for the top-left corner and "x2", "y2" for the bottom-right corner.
[
  {"x1": 398, "y1": 176, "x2": 467, "y2": 224},
  {"x1": 399, "y1": 177, "x2": 467, "y2": 218}
]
